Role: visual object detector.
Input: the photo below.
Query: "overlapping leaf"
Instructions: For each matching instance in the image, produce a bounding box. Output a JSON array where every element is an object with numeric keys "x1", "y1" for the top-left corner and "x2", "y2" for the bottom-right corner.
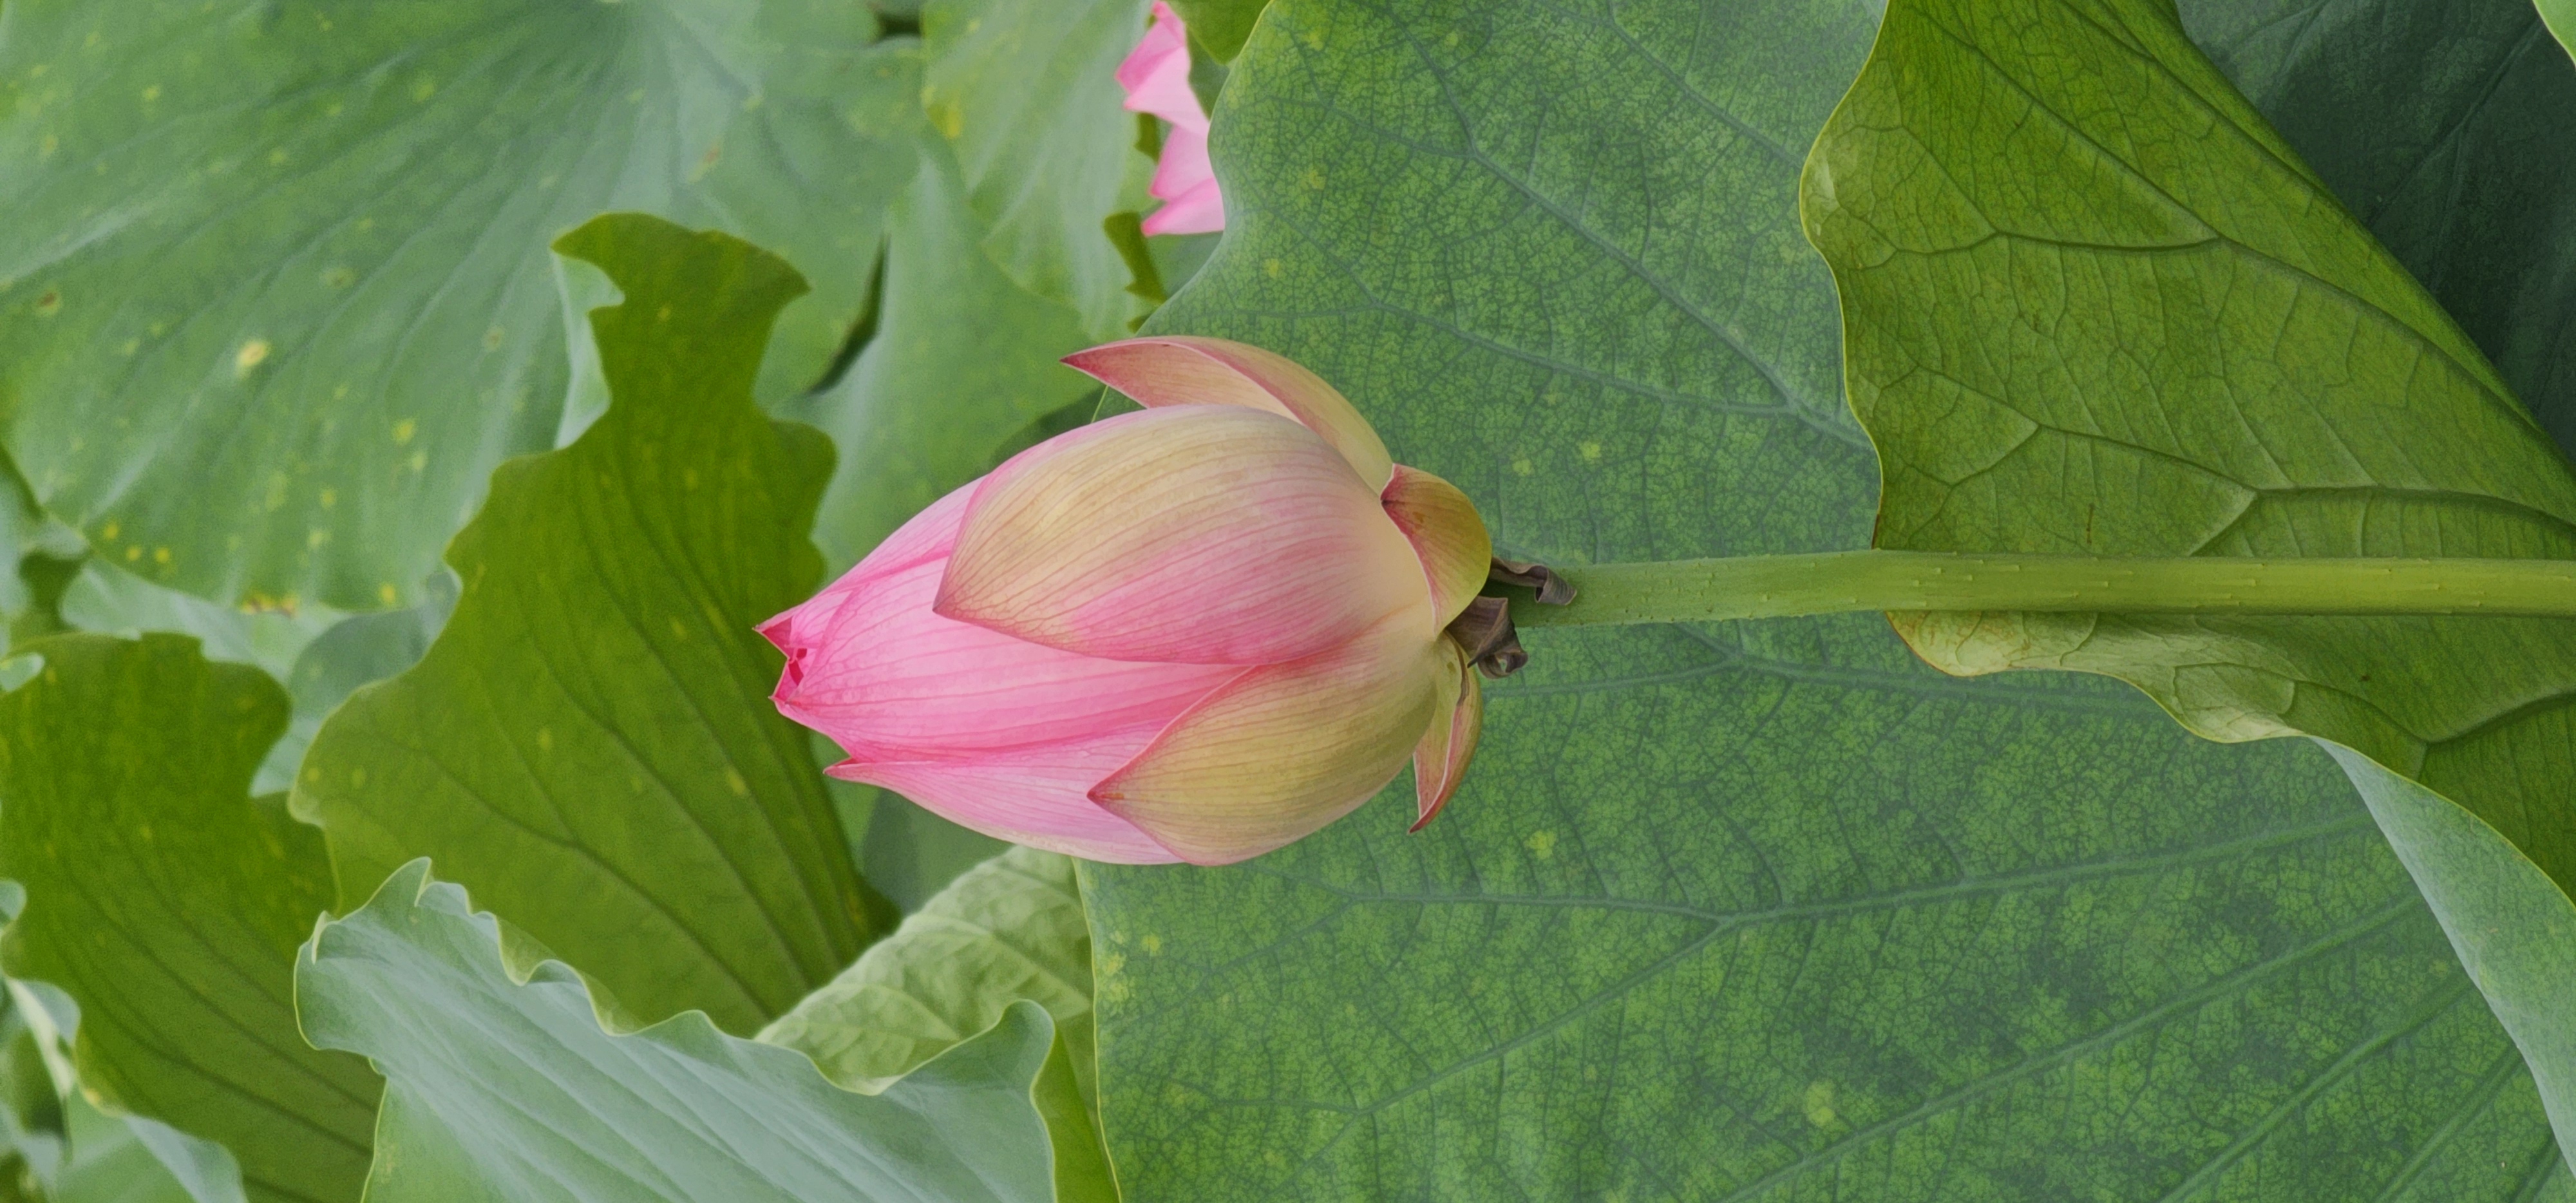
[
  {"x1": 0, "y1": 634, "x2": 377, "y2": 1203},
  {"x1": 293, "y1": 214, "x2": 889, "y2": 1036},
  {"x1": 919, "y1": 0, "x2": 1155, "y2": 340},
  {"x1": 2179, "y1": 0, "x2": 2576, "y2": 453},
  {"x1": 1804, "y1": 0, "x2": 2576, "y2": 1160},
  {"x1": 0, "y1": 0, "x2": 914, "y2": 611},
  {"x1": 298, "y1": 860, "x2": 1059, "y2": 1203},
  {"x1": 1080, "y1": 0, "x2": 2573, "y2": 1197},
  {"x1": 760, "y1": 847, "x2": 1113, "y2": 1200}
]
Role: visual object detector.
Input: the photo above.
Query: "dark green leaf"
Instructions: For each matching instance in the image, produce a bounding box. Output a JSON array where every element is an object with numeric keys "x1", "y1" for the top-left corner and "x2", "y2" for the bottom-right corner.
[
  {"x1": 293, "y1": 214, "x2": 890, "y2": 1035},
  {"x1": 1804, "y1": 0, "x2": 2576, "y2": 1162},
  {"x1": 297, "y1": 860, "x2": 1059, "y2": 1203},
  {"x1": 2181, "y1": 0, "x2": 2576, "y2": 453},
  {"x1": 0, "y1": 0, "x2": 915, "y2": 611},
  {"x1": 0, "y1": 634, "x2": 377, "y2": 1203},
  {"x1": 1081, "y1": 0, "x2": 2571, "y2": 1196}
]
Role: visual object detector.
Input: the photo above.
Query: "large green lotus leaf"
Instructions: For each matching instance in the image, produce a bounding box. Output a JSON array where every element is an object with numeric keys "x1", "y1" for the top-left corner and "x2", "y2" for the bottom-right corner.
[
  {"x1": 2179, "y1": 0, "x2": 2576, "y2": 452},
  {"x1": 0, "y1": 0, "x2": 915, "y2": 613},
  {"x1": 292, "y1": 214, "x2": 890, "y2": 1036},
  {"x1": 296, "y1": 860, "x2": 1059, "y2": 1203},
  {"x1": 760, "y1": 846, "x2": 1113, "y2": 1201},
  {"x1": 1080, "y1": 0, "x2": 2575, "y2": 1197},
  {"x1": 780, "y1": 92, "x2": 1105, "y2": 570},
  {"x1": 918, "y1": 0, "x2": 1154, "y2": 339},
  {"x1": 0, "y1": 634, "x2": 378, "y2": 1203},
  {"x1": 1803, "y1": 0, "x2": 2576, "y2": 1162}
]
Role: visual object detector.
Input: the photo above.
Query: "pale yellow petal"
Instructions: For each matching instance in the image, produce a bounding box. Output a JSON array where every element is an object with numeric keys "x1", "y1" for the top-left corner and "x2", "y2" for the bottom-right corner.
[
  {"x1": 1410, "y1": 636, "x2": 1482, "y2": 831},
  {"x1": 1062, "y1": 336, "x2": 1395, "y2": 491},
  {"x1": 1089, "y1": 614, "x2": 1440, "y2": 864},
  {"x1": 938, "y1": 405, "x2": 1423, "y2": 665},
  {"x1": 1381, "y1": 464, "x2": 1493, "y2": 630}
]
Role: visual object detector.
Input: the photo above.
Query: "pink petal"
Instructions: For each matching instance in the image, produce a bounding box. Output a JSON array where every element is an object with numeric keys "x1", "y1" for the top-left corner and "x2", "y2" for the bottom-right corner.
[
  {"x1": 1150, "y1": 124, "x2": 1215, "y2": 198},
  {"x1": 1117, "y1": 3, "x2": 1207, "y2": 133},
  {"x1": 837, "y1": 749, "x2": 1186, "y2": 865},
  {"x1": 936, "y1": 406, "x2": 1426, "y2": 666},
  {"x1": 773, "y1": 556, "x2": 1238, "y2": 762},
  {"x1": 1142, "y1": 171, "x2": 1225, "y2": 237}
]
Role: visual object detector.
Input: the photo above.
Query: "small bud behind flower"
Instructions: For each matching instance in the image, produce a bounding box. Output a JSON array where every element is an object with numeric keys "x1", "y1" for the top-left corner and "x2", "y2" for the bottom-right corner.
[{"x1": 762, "y1": 337, "x2": 1501, "y2": 864}]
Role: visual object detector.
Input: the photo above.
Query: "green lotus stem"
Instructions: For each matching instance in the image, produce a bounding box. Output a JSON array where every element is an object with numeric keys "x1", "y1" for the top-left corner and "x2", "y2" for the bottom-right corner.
[{"x1": 1508, "y1": 551, "x2": 2576, "y2": 628}]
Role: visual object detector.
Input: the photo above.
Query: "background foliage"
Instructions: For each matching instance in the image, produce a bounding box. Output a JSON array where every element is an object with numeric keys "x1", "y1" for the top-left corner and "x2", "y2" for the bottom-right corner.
[{"x1": 0, "y1": 0, "x2": 2571, "y2": 1199}]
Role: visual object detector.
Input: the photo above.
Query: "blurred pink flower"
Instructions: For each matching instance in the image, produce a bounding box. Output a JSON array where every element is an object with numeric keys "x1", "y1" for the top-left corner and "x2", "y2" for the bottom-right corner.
[
  {"x1": 1117, "y1": 1, "x2": 1225, "y2": 235},
  {"x1": 762, "y1": 337, "x2": 1492, "y2": 866}
]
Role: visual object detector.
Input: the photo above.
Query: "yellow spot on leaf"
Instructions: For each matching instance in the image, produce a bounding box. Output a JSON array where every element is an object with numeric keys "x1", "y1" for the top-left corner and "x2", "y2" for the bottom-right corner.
[
  {"x1": 410, "y1": 77, "x2": 437, "y2": 102},
  {"x1": 1142, "y1": 934, "x2": 1162, "y2": 955},
  {"x1": 1302, "y1": 167, "x2": 1325, "y2": 189},
  {"x1": 726, "y1": 769, "x2": 750, "y2": 797},
  {"x1": 123, "y1": 545, "x2": 140, "y2": 561},
  {"x1": 39, "y1": 133, "x2": 57, "y2": 158},
  {"x1": 1803, "y1": 1079, "x2": 1837, "y2": 1127},
  {"x1": 139, "y1": 84, "x2": 160, "y2": 102},
  {"x1": 1263, "y1": 258, "x2": 1282, "y2": 278},
  {"x1": 392, "y1": 418, "x2": 416, "y2": 444},
  {"x1": 267, "y1": 147, "x2": 288, "y2": 166},
  {"x1": 1512, "y1": 457, "x2": 1535, "y2": 477},
  {"x1": 234, "y1": 337, "x2": 272, "y2": 375},
  {"x1": 152, "y1": 547, "x2": 171, "y2": 565},
  {"x1": 351, "y1": 768, "x2": 367, "y2": 788},
  {"x1": 536, "y1": 727, "x2": 554, "y2": 752},
  {"x1": 408, "y1": 451, "x2": 428, "y2": 473},
  {"x1": 100, "y1": 521, "x2": 118, "y2": 540},
  {"x1": 1579, "y1": 440, "x2": 1602, "y2": 462},
  {"x1": 318, "y1": 488, "x2": 337, "y2": 508},
  {"x1": 378, "y1": 583, "x2": 398, "y2": 605},
  {"x1": 307, "y1": 529, "x2": 329, "y2": 549},
  {"x1": 1524, "y1": 829, "x2": 1557, "y2": 858}
]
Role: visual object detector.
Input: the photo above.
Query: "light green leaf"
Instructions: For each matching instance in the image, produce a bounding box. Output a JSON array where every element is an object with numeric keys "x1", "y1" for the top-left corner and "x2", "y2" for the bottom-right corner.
[
  {"x1": 761, "y1": 846, "x2": 1113, "y2": 1200},
  {"x1": 761, "y1": 846, "x2": 1092, "y2": 1090},
  {"x1": 1169, "y1": 0, "x2": 1267, "y2": 62},
  {"x1": 0, "y1": 0, "x2": 916, "y2": 611},
  {"x1": 57, "y1": 565, "x2": 339, "y2": 686},
  {"x1": 782, "y1": 103, "x2": 1108, "y2": 569},
  {"x1": 292, "y1": 214, "x2": 891, "y2": 1036},
  {"x1": 297, "y1": 860, "x2": 1060, "y2": 1203},
  {"x1": 53, "y1": 1094, "x2": 200, "y2": 1203},
  {"x1": 0, "y1": 634, "x2": 377, "y2": 1203},
  {"x1": 1803, "y1": 0, "x2": 2576, "y2": 1164},
  {"x1": 919, "y1": 0, "x2": 1154, "y2": 338},
  {"x1": 2543, "y1": 0, "x2": 2576, "y2": 60},
  {"x1": 1081, "y1": 0, "x2": 2572, "y2": 1196},
  {"x1": 2179, "y1": 0, "x2": 2576, "y2": 453}
]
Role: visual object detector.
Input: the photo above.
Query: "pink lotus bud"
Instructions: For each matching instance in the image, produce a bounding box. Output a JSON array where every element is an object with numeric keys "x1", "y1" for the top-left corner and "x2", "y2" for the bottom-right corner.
[
  {"x1": 762, "y1": 337, "x2": 1492, "y2": 865},
  {"x1": 1117, "y1": 1, "x2": 1224, "y2": 236}
]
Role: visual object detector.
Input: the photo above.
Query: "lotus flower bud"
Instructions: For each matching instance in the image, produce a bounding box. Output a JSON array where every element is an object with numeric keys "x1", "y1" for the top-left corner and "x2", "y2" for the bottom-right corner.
[{"x1": 761, "y1": 337, "x2": 1493, "y2": 865}]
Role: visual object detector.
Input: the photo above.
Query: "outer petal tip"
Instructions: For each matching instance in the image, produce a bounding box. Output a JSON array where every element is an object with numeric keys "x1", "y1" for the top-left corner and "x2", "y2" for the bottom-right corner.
[
  {"x1": 1381, "y1": 465, "x2": 1494, "y2": 632},
  {"x1": 1058, "y1": 337, "x2": 1393, "y2": 489},
  {"x1": 1408, "y1": 637, "x2": 1482, "y2": 831}
]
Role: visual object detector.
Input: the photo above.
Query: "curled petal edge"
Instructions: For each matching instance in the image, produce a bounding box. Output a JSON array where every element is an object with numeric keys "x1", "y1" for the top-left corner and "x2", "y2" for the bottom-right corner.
[
  {"x1": 1061, "y1": 336, "x2": 1394, "y2": 491},
  {"x1": 1410, "y1": 636, "x2": 1482, "y2": 831},
  {"x1": 1381, "y1": 465, "x2": 1493, "y2": 632}
]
